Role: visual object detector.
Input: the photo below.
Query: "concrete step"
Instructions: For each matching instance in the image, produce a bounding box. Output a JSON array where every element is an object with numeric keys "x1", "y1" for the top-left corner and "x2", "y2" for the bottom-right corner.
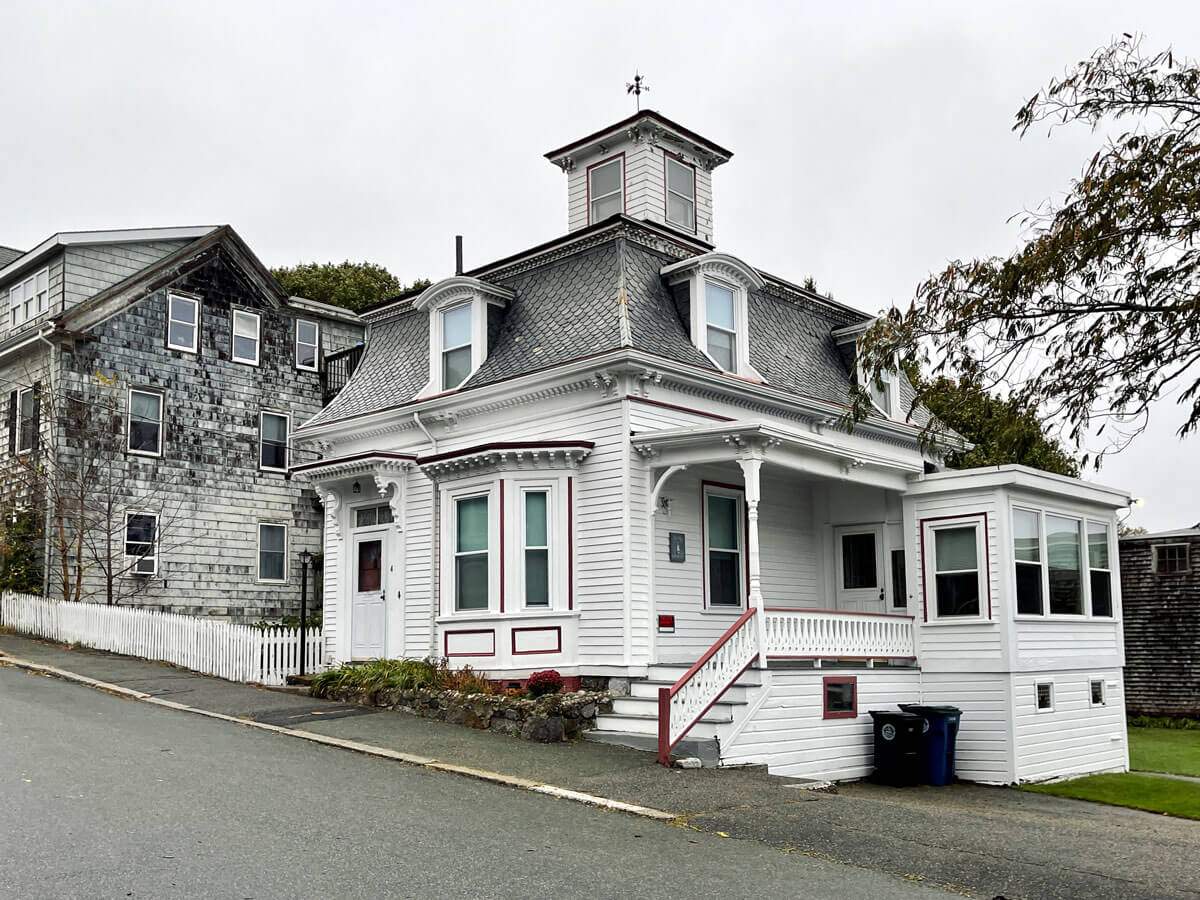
[
  {"x1": 583, "y1": 730, "x2": 720, "y2": 767},
  {"x1": 629, "y1": 680, "x2": 756, "y2": 704},
  {"x1": 610, "y1": 696, "x2": 736, "y2": 722},
  {"x1": 594, "y1": 712, "x2": 722, "y2": 739}
]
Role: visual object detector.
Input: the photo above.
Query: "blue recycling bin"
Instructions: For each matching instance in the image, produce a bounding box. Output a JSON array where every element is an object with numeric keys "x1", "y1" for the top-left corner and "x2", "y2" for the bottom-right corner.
[{"x1": 898, "y1": 704, "x2": 962, "y2": 786}]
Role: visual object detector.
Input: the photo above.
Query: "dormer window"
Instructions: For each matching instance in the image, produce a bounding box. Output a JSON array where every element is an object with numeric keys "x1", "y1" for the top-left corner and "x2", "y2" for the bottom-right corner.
[
  {"x1": 661, "y1": 253, "x2": 765, "y2": 380},
  {"x1": 588, "y1": 155, "x2": 624, "y2": 224},
  {"x1": 865, "y1": 367, "x2": 895, "y2": 417},
  {"x1": 833, "y1": 321, "x2": 901, "y2": 419},
  {"x1": 441, "y1": 304, "x2": 473, "y2": 389},
  {"x1": 8, "y1": 267, "x2": 49, "y2": 329},
  {"x1": 665, "y1": 155, "x2": 696, "y2": 231},
  {"x1": 414, "y1": 277, "x2": 514, "y2": 396}
]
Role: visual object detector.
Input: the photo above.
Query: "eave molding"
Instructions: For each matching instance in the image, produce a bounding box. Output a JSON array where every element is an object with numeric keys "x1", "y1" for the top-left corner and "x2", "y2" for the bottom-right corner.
[
  {"x1": 291, "y1": 452, "x2": 417, "y2": 486},
  {"x1": 412, "y1": 276, "x2": 514, "y2": 313},
  {"x1": 419, "y1": 442, "x2": 594, "y2": 482}
]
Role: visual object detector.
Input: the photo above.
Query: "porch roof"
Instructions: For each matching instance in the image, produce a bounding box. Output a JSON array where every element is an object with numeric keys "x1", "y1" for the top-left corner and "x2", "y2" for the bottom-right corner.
[
  {"x1": 290, "y1": 451, "x2": 417, "y2": 484},
  {"x1": 632, "y1": 420, "x2": 924, "y2": 491}
]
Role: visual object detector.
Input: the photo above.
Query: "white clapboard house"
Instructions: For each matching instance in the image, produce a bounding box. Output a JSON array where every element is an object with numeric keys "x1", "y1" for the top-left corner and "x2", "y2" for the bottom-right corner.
[{"x1": 294, "y1": 110, "x2": 1131, "y2": 784}]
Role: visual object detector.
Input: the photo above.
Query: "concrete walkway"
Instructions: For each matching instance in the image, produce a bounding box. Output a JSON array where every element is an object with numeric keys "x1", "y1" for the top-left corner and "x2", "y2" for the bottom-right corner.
[{"x1": 2, "y1": 632, "x2": 1198, "y2": 899}]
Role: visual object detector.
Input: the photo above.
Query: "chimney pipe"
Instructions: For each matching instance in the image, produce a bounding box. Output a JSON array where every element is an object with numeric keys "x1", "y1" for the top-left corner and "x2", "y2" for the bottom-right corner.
[{"x1": 455, "y1": 235, "x2": 463, "y2": 276}]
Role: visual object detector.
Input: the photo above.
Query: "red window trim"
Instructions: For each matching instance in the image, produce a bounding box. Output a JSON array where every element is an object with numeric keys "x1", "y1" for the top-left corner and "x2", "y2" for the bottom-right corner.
[
  {"x1": 700, "y1": 480, "x2": 749, "y2": 610},
  {"x1": 443, "y1": 628, "x2": 496, "y2": 658},
  {"x1": 918, "y1": 512, "x2": 992, "y2": 623},
  {"x1": 498, "y1": 478, "x2": 506, "y2": 614},
  {"x1": 662, "y1": 149, "x2": 697, "y2": 233},
  {"x1": 567, "y1": 476, "x2": 575, "y2": 610},
  {"x1": 585, "y1": 152, "x2": 626, "y2": 226},
  {"x1": 822, "y1": 675, "x2": 858, "y2": 719},
  {"x1": 511, "y1": 625, "x2": 563, "y2": 656}
]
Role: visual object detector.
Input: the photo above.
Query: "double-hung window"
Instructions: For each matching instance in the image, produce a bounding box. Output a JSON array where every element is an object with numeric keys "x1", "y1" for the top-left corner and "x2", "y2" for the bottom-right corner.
[
  {"x1": 866, "y1": 368, "x2": 894, "y2": 417},
  {"x1": 1046, "y1": 514, "x2": 1084, "y2": 615},
  {"x1": 128, "y1": 389, "x2": 163, "y2": 457},
  {"x1": 15, "y1": 387, "x2": 37, "y2": 453},
  {"x1": 295, "y1": 320, "x2": 319, "y2": 371},
  {"x1": 1013, "y1": 508, "x2": 1044, "y2": 615},
  {"x1": 704, "y1": 281, "x2": 738, "y2": 372},
  {"x1": 588, "y1": 156, "x2": 623, "y2": 223},
  {"x1": 665, "y1": 155, "x2": 696, "y2": 231},
  {"x1": 259, "y1": 412, "x2": 289, "y2": 472},
  {"x1": 232, "y1": 310, "x2": 260, "y2": 365},
  {"x1": 1012, "y1": 508, "x2": 1114, "y2": 617},
  {"x1": 258, "y1": 523, "x2": 287, "y2": 582},
  {"x1": 1088, "y1": 522, "x2": 1113, "y2": 617},
  {"x1": 125, "y1": 513, "x2": 158, "y2": 575},
  {"x1": 167, "y1": 293, "x2": 199, "y2": 353},
  {"x1": 441, "y1": 304, "x2": 472, "y2": 390},
  {"x1": 454, "y1": 495, "x2": 490, "y2": 611},
  {"x1": 8, "y1": 267, "x2": 48, "y2": 329},
  {"x1": 704, "y1": 488, "x2": 743, "y2": 608},
  {"x1": 522, "y1": 489, "x2": 550, "y2": 607},
  {"x1": 931, "y1": 522, "x2": 982, "y2": 617}
]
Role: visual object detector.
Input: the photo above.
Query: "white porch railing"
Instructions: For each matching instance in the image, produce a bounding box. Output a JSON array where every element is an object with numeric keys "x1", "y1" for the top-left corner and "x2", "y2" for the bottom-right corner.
[
  {"x1": 658, "y1": 607, "x2": 760, "y2": 764},
  {"x1": 0, "y1": 591, "x2": 323, "y2": 686},
  {"x1": 763, "y1": 608, "x2": 916, "y2": 660}
]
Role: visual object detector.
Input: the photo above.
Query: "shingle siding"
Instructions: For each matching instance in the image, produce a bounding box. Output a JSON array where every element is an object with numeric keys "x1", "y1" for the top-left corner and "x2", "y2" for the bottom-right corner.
[{"x1": 1119, "y1": 535, "x2": 1200, "y2": 717}]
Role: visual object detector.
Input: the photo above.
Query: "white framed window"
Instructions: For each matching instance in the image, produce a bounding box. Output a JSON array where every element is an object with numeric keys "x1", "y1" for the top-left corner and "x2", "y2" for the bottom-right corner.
[
  {"x1": 167, "y1": 293, "x2": 200, "y2": 353},
  {"x1": 257, "y1": 522, "x2": 288, "y2": 583},
  {"x1": 1035, "y1": 682, "x2": 1054, "y2": 712},
  {"x1": 587, "y1": 155, "x2": 624, "y2": 224},
  {"x1": 453, "y1": 492, "x2": 491, "y2": 611},
  {"x1": 704, "y1": 279, "x2": 738, "y2": 373},
  {"x1": 1013, "y1": 506, "x2": 1117, "y2": 618},
  {"x1": 1013, "y1": 508, "x2": 1044, "y2": 615},
  {"x1": 1089, "y1": 678, "x2": 1106, "y2": 707},
  {"x1": 441, "y1": 304, "x2": 472, "y2": 390},
  {"x1": 354, "y1": 503, "x2": 394, "y2": 528},
  {"x1": 15, "y1": 387, "x2": 37, "y2": 454},
  {"x1": 8, "y1": 267, "x2": 49, "y2": 330},
  {"x1": 661, "y1": 254, "x2": 764, "y2": 381},
  {"x1": 127, "y1": 389, "x2": 164, "y2": 457},
  {"x1": 924, "y1": 516, "x2": 986, "y2": 619},
  {"x1": 703, "y1": 485, "x2": 745, "y2": 610},
  {"x1": 665, "y1": 154, "x2": 696, "y2": 231},
  {"x1": 231, "y1": 309, "x2": 261, "y2": 365},
  {"x1": 259, "y1": 412, "x2": 289, "y2": 472},
  {"x1": 1088, "y1": 522, "x2": 1113, "y2": 617},
  {"x1": 1152, "y1": 543, "x2": 1190, "y2": 575},
  {"x1": 862, "y1": 366, "x2": 896, "y2": 417},
  {"x1": 295, "y1": 319, "x2": 319, "y2": 371},
  {"x1": 124, "y1": 512, "x2": 158, "y2": 576},
  {"x1": 520, "y1": 486, "x2": 552, "y2": 608}
]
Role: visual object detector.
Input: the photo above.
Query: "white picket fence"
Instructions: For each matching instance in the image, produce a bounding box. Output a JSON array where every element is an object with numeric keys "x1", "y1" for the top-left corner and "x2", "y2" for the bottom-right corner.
[{"x1": 0, "y1": 590, "x2": 323, "y2": 686}]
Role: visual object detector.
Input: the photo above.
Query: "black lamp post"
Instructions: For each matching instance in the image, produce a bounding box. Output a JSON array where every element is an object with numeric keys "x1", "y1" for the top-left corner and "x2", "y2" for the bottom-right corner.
[{"x1": 299, "y1": 548, "x2": 313, "y2": 675}]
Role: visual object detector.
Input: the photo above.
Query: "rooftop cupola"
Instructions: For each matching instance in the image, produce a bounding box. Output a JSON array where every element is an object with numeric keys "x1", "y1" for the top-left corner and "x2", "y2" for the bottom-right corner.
[{"x1": 544, "y1": 110, "x2": 732, "y2": 244}]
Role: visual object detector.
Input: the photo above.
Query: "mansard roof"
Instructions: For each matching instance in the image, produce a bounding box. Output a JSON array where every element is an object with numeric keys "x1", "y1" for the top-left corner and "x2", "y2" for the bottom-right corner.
[
  {"x1": 304, "y1": 217, "x2": 932, "y2": 432},
  {"x1": 0, "y1": 246, "x2": 24, "y2": 268}
]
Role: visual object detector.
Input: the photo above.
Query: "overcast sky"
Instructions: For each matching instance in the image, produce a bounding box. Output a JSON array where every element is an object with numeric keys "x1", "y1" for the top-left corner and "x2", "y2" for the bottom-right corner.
[{"x1": 2, "y1": 0, "x2": 1196, "y2": 530}]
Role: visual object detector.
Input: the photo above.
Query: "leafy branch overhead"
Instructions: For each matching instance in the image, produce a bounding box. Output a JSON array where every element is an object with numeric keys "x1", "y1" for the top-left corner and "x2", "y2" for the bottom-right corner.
[
  {"x1": 855, "y1": 35, "x2": 1200, "y2": 469},
  {"x1": 271, "y1": 260, "x2": 429, "y2": 312}
]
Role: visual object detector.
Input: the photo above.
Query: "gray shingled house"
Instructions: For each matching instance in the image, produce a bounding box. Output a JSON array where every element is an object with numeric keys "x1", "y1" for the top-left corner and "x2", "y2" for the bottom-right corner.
[
  {"x1": 0, "y1": 225, "x2": 362, "y2": 620},
  {"x1": 293, "y1": 110, "x2": 1133, "y2": 783},
  {"x1": 1119, "y1": 526, "x2": 1200, "y2": 718}
]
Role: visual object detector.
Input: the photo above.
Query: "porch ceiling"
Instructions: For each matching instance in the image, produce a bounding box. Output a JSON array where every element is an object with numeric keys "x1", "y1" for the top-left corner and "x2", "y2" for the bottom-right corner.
[{"x1": 632, "y1": 420, "x2": 922, "y2": 491}]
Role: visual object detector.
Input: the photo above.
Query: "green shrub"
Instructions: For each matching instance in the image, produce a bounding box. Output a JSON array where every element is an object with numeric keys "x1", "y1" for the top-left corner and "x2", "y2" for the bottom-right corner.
[
  {"x1": 1128, "y1": 715, "x2": 1199, "y2": 730},
  {"x1": 311, "y1": 658, "x2": 439, "y2": 698}
]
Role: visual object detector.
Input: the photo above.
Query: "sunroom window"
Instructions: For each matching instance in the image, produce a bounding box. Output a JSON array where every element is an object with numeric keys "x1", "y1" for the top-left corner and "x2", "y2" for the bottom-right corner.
[
  {"x1": 1013, "y1": 508, "x2": 1044, "y2": 615},
  {"x1": 933, "y1": 525, "x2": 980, "y2": 617},
  {"x1": 441, "y1": 304, "x2": 472, "y2": 390},
  {"x1": 588, "y1": 157, "x2": 623, "y2": 223},
  {"x1": 666, "y1": 156, "x2": 696, "y2": 231},
  {"x1": 455, "y1": 495, "x2": 489, "y2": 611},
  {"x1": 705, "y1": 281, "x2": 737, "y2": 372},
  {"x1": 1088, "y1": 522, "x2": 1112, "y2": 617},
  {"x1": 1046, "y1": 514, "x2": 1083, "y2": 615}
]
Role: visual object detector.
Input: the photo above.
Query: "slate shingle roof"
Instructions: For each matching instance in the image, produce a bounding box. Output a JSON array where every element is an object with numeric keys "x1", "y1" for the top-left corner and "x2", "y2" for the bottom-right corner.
[
  {"x1": 0, "y1": 246, "x2": 24, "y2": 268},
  {"x1": 303, "y1": 220, "x2": 929, "y2": 430}
]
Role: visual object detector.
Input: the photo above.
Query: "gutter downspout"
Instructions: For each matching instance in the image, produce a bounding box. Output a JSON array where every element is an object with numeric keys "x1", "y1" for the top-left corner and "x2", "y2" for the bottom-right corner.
[
  {"x1": 35, "y1": 327, "x2": 56, "y2": 598},
  {"x1": 414, "y1": 411, "x2": 439, "y2": 657}
]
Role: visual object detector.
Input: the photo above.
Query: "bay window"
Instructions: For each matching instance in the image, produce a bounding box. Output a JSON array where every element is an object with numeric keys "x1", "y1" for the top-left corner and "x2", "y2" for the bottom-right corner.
[
  {"x1": 522, "y1": 489, "x2": 550, "y2": 607},
  {"x1": 1011, "y1": 507, "x2": 1115, "y2": 618},
  {"x1": 454, "y1": 494, "x2": 490, "y2": 611},
  {"x1": 588, "y1": 156, "x2": 623, "y2": 223}
]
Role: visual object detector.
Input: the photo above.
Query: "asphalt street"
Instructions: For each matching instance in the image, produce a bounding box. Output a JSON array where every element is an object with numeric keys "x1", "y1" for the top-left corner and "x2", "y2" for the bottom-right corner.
[{"x1": 0, "y1": 665, "x2": 951, "y2": 900}]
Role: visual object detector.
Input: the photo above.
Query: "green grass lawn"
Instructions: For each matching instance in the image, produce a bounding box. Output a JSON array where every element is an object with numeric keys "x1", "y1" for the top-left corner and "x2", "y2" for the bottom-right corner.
[
  {"x1": 1022, "y1": 772, "x2": 1200, "y2": 820},
  {"x1": 1129, "y1": 726, "x2": 1200, "y2": 778}
]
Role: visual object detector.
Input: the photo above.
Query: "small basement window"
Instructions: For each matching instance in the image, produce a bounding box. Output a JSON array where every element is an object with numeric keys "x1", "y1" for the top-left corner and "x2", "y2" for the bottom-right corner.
[
  {"x1": 823, "y1": 676, "x2": 857, "y2": 719},
  {"x1": 1036, "y1": 682, "x2": 1054, "y2": 712},
  {"x1": 1090, "y1": 679, "x2": 1106, "y2": 707},
  {"x1": 1153, "y1": 543, "x2": 1190, "y2": 575}
]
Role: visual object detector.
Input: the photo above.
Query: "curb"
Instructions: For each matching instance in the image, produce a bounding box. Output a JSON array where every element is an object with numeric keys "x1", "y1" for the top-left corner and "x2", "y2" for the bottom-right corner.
[{"x1": 0, "y1": 652, "x2": 677, "y2": 823}]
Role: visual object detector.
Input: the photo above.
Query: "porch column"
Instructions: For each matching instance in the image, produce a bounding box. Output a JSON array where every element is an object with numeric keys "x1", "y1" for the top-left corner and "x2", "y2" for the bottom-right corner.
[{"x1": 737, "y1": 455, "x2": 770, "y2": 666}]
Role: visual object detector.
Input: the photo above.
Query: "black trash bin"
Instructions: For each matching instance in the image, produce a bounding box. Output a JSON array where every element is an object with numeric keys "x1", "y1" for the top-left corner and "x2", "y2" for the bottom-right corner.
[
  {"x1": 868, "y1": 710, "x2": 925, "y2": 786},
  {"x1": 899, "y1": 704, "x2": 962, "y2": 786}
]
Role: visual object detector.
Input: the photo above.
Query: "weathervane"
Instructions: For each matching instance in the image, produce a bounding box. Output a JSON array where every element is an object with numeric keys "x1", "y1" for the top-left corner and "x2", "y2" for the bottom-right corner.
[{"x1": 626, "y1": 71, "x2": 649, "y2": 111}]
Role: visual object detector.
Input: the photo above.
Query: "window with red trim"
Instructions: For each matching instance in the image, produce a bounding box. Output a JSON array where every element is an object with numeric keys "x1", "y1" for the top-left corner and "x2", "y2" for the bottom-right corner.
[{"x1": 823, "y1": 676, "x2": 857, "y2": 719}]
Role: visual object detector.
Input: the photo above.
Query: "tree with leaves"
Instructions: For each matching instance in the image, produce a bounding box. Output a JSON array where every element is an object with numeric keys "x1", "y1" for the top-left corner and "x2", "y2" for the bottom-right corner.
[
  {"x1": 856, "y1": 35, "x2": 1200, "y2": 469},
  {"x1": 271, "y1": 261, "x2": 429, "y2": 312}
]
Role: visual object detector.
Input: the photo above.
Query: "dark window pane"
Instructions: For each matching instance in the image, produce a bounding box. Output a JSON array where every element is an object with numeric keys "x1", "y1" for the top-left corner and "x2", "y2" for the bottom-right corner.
[
  {"x1": 709, "y1": 550, "x2": 740, "y2": 606},
  {"x1": 129, "y1": 421, "x2": 161, "y2": 453},
  {"x1": 936, "y1": 572, "x2": 979, "y2": 617},
  {"x1": 890, "y1": 549, "x2": 906, "y2": 607},
  {"x1": 357, "y1": 540, "x2": 382, "y2": 593},
  {"x1": 125, "y1": 515, "x2": 156, "y2": 558},
  {"x1": 1048, "y1": 567, "x2": 1083, "y2": 615},
  {"x1": 456, "y1": 554, "x2": 488, "y2": 610},
  {"x1": 706, "y1": 326, "x2": 734, "y2": 371},
  {"x1": 355, "y1": 507, "x2": 377, "y2": 528},
  {"x1": 1046, "y1": 515, "x2": 1083, "y2": 614},
  {"x1": 842, "y1": 533, "x2": 877, "y2": 589},
  {"x1": 525, "y1": 549, "x2": 549, "y2": 606},
  {"x1": 825, "y1": 681, "x2": 855, "y2": 714},
  {"x1": 1016, "y1": 562, "x2": 1043, "y2": 615},
  {"x1": 1090, "y1": 571, "x2": 1112, "y2": 617},
  {"x1": 258, "y1": 524, "x2": 286, "y2": 581},
  {"x1": 169, "y1": 321, "x2": 195, "y2": 349},
  {"x1": 376, "y1": 505, "x2": 393, "y2": 525},
  {"x1": 1037, "y1": 683, "x2": 1053, "y2": 710},
  {"x1": 1091, "y1": 680, "x2": 1105, "y2": 705},
  {"x1": 443, "y1": 345, "x2": 472, "y2": 389},
  {"x1": 234, "y1": 334, "x2": 258, "y2": 361},
  {"x1": 260, "y1": 414, "x2": 288, "y2": 469}
]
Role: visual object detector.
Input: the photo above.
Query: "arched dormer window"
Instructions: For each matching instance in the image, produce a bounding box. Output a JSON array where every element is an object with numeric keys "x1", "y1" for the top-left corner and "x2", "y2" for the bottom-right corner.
[
  {"x1": 413, "y1": 277, "x2": 514, "y2": 395},
  {"x1": 660, "y1": 253, "x2": 766, "y2": 380}
]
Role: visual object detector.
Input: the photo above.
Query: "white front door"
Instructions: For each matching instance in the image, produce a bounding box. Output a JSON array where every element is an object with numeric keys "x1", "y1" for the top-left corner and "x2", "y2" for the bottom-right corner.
[
  {"x1": 351, "y1": 531, "x2": 386, "y2": 659},
  {"x1": 834, "y1": 526, "x2": 885, "y2": 613}
]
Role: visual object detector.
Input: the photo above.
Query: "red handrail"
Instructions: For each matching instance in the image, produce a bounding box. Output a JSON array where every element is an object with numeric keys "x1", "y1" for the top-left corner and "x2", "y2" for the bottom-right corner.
[{"x1": 657, "y1": 606, "x2": 758, "y2": 766}]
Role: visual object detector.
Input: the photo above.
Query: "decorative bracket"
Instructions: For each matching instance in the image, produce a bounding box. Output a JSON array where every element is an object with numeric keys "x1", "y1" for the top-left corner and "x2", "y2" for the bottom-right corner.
[
  {"x1": 841, "y1": 457, "x2": 866, "y2": 475},
  {"x1": 323, "y1": 492, "x2": 342, "y2": 540},
  {"x1": 594, "y1": 371, "x2": 618, "y2": 398},
  {"x1": 634, "y1": 369, "x2": 662, "y2": 398},
  {"x1": 374, "y1": 475, "x2": 405, "y2": 527}
]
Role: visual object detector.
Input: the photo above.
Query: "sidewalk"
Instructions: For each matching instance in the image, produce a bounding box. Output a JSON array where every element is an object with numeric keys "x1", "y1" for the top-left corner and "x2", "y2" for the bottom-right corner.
[{"x1": 3, "y1": 631, "x2": 1198, "y2": 900}]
